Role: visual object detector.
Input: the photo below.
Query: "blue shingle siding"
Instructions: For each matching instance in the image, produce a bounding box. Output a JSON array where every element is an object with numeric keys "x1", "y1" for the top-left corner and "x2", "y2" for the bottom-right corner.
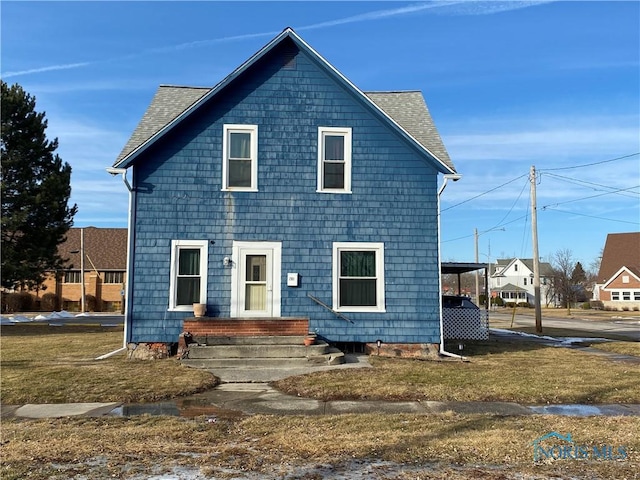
[{"x1": 128, "y1": 42, "x2": 442, "y2": 344}]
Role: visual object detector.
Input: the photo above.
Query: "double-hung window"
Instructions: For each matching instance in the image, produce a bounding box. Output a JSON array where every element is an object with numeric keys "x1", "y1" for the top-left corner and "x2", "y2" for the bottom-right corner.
[
  {"x1": 169, "y1": 240, "x2": 208, "y2": 310},
  {"x1": 333, "y1": 242, "x2": 385, "y2": 312},
  {"x1": 222, "y1": 124, "x2": 258, "y2": 191},
  {"x1": 318, "y1": 127, "x2": 352, "y2": 193}
]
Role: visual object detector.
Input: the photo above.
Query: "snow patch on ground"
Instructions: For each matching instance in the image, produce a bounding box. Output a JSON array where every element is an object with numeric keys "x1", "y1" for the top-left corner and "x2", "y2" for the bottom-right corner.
[{"x1": 0, "y1": 310, "x2": 77, "y2": 324}]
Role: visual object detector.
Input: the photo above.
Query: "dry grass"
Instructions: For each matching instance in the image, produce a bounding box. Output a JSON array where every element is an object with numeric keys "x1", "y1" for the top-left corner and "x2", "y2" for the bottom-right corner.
[
  {"x1": 2, "y1": 325, "x2": 640, "y2": 479},
  {"x1": 0, "y1": 325, "x2": 217, "y2": 404},
  {"x1": 591, "y1": 341, "x2": 640, "y2": 357},
  {"x1": 1, "y1": 413, "x2": 638, "y2": 479},
  {"x1": 275, "y1": 340, "x2": 640, "y2": 404}
]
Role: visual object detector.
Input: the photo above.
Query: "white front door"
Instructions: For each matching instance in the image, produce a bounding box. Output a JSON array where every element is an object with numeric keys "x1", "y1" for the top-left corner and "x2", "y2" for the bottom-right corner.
[{"x1": 231, "y1": 241, "x2": 281, "y2": 317}]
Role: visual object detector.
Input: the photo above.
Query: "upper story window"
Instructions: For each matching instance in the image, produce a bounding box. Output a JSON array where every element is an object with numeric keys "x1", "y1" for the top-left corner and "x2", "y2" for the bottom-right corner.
[
  {"x1": 332, "y1": 242, "x2": 385, "y2": 312},
  {"x1": 169, "y1": 240, "x2": 208, "y2": 311},
  {"x1": 103, "y1": 271, "x2": 124, "y2": 284},
  {"x1": 222, "y1": 124, "x2": 258, "y2": 191},
  {"x1": 317, "y1": 127, "x2": 352, "y2": 193}
]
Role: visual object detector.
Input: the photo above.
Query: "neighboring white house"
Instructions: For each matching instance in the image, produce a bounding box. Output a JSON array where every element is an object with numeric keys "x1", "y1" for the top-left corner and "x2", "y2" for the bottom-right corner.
[{"x1": 490, "y1": 258, "x2": 555, "y2": 306}]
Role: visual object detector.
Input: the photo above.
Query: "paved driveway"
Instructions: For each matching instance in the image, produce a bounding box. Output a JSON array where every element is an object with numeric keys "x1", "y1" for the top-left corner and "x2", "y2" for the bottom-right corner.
[{"x1": 488, "y1": 310, "x2": 639, "y2": 341}]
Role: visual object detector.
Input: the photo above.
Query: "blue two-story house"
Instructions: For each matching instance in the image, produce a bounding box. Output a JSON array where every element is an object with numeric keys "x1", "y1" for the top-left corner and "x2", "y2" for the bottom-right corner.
[{"x1": 112, "y1": 28, "x2": 457, "y2": 352}]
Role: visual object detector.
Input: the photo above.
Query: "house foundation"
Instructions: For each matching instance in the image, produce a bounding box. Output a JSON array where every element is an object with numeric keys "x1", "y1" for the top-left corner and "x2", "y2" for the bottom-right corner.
[{"x1": 365, "y1": 342, "x2": 441, "y2": 359}]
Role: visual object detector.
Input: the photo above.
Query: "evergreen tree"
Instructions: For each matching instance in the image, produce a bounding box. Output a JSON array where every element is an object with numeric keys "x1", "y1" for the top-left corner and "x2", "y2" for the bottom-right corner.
[
  {"x1": 1, "y1": 81, "x2": 77, "y2": 290},
  {"x1": 571, "y1": 262, "x2": 587, "y2": 286}
]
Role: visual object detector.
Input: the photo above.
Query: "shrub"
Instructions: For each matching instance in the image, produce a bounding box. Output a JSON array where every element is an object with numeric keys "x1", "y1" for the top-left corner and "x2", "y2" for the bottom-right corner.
[
  {"x1": 581, "y1": 302, "x2": 591, "y2": 310},
  {"x1": 40, "y1": 293, "x2": 59, "y2": 311},
  {"x1": 492, "y1": 297, "x2": 504, "y2": 307},
  {"x1": 4, "y1": 292, "x2": 34, "y2": 312},
  {"x1": 621, "y1": 306, "x2": 630, "y2": 312},
  {"x1": 85, "y1": 294, "x2": 99, "y2": 312}
]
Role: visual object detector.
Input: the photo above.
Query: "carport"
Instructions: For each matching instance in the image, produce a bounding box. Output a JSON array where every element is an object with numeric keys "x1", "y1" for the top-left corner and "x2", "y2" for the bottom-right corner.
[{"x1": 441, "y1": 262, "x2": 489, "y2": 340}]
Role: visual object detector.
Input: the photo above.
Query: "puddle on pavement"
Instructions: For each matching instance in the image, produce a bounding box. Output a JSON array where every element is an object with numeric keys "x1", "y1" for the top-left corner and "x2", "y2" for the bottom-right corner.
[
  {"x1": 108, "y1": 399, "x2": 637, "y2": 418},
  {"x1": 109, "y1": 396, "x2": 245, "y2": 419},
  {"x1": 528, "y1": 404, "x2": 637, "y2": 416}
]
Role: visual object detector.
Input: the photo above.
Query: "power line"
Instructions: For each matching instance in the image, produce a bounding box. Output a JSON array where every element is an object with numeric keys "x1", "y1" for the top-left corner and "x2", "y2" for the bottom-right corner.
[
  {"x1": 542, "y1": 185, "x2": 640, "y2": 209},
  {"x1": 543, "y1": 173, "x2": 640, "y2": 199},
  {"x1": 442, "y1": 214, "x2": 529, "y2": 243},
  {"x1": 441, "y1": 173, "x2": 528, "y2": 213},
  {"x1": 541, "y1": 206, "x2": 640, "y2": 225},
  {"x1": 540, "y1": 152, "x2": 639, "y2": 172}
]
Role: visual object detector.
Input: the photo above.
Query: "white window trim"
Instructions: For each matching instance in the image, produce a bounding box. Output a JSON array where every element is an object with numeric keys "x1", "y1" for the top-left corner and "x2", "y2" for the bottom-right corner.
[
  {"x1": 317, "y1": 126, "x2": 352, "y2": 194},
  {"x1": 168, "y1": 240, "x2": 208, "y2": 311},
  {"x1": 222, "y1": 124, "x2": 258, "y2": 191},
  {"x1": 332, "y1": 242, "x2": 385, "y2": 313}
]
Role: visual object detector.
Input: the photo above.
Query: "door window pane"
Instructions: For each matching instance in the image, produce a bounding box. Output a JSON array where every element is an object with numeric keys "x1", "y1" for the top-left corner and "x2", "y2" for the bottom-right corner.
[{"x1": 245, "y1": 255, "x2": 266, "y2": 310}]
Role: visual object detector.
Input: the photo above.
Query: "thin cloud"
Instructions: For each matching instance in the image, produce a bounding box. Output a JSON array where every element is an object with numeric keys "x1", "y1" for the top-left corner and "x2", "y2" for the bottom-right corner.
[
  {"x1": 2, "y1": 1, "x2": 552, "y2": 79},
  {"x1": 3, "y1": 62, "x2": 92, "y2": 78}
]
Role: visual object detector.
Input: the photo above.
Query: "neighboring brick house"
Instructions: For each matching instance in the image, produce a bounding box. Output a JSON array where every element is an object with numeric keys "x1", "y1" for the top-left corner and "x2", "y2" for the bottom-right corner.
[
  {"x1": 490, "y1": 258, "x2": 555, "y2": 306},
  {"x1": 112, "y1": 28, "x2": 456, "y2": 349},
  {"x1": 37, "y1": 227, "x2": 128, "y2": 312},
  {"x1": 593, "y1": 232, "x2": 640, "y2": 310}
]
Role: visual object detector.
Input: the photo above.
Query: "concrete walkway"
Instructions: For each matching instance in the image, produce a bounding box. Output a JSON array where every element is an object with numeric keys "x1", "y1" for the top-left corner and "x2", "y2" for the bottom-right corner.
[{"x1": 3, "y1": 383, "x2": 640, "y2": 419}]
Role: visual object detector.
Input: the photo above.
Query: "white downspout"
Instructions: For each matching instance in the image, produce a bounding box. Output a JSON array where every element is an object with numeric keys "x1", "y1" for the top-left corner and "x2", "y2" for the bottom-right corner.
[
  {"x1": 97, "y1": 168, "x2": 134, "y2": 360},
  {"x1": 437, "y1": 173, "x2": 466, "y2": 360}
]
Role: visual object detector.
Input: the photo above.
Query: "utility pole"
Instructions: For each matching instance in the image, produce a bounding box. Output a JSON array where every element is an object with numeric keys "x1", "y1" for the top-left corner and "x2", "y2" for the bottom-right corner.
[
  {"x1": 530, "y1": 166, "x2": 542, "y2": 333},
  {"x1": 474, "y1": 228, "x2": 480, "y2": 305},
  {"x1": 80, "y1": 228, "x2": 86, "y2": 314}
]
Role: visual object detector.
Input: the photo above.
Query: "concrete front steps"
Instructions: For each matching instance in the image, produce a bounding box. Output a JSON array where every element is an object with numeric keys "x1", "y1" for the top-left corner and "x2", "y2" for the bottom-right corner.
[{"x1": 181, "y1": 335, "x2": 346, "y2": 372}]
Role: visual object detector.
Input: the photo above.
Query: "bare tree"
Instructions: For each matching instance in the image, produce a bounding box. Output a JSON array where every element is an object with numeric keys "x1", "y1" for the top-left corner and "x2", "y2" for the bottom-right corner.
[{"x1": 552, "y1": 248, "x2": 575, "y2": 314}]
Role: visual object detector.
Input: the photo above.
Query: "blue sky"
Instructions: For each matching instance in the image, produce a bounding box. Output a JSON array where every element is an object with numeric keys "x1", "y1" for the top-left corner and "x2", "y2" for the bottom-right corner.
[{"x1": 2, "y1": 1, "x2": 639, "y2": 271}]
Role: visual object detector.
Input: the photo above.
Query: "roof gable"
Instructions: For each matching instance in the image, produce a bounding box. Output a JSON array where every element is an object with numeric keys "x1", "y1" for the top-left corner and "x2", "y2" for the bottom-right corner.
[
  {"x1": 114, "y1": 28, "x2": 455, "y2": 174},
  {"x1": 492, "y1": 257, "x2": 554, "y2": 277},
  {"x1": 597, "y1": 232, "x2": 640, "y2": 282},
  {"x1": 601, "y1": 265, "x2": 640, "y2": 289}
]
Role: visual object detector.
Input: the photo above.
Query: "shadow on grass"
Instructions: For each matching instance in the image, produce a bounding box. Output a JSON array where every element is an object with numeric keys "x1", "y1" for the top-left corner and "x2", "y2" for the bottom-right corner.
[{"x1": 444, "y1": 338, "x2": 546, "y2": 357}]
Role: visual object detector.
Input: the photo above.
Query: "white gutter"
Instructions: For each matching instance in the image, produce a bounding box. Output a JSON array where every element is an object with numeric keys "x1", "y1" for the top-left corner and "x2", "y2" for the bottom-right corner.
[
  {"x1": 437, "y1": 173, "x2": 466, "y2": 360},
  {"x1": 105, "y1": 167, "x2": 135, "y2": 351}
]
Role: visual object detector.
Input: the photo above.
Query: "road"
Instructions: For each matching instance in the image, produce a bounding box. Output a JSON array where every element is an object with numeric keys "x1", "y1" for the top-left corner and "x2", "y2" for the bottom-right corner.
[{"x1": 488, "y1": 310, "x2": 640, "y2": 341}]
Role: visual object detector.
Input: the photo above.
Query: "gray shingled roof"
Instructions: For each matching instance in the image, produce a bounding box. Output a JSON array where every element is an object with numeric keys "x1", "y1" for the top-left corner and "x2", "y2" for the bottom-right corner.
[
  {"x1": 58, "y1": 227, "x2": 128, "y2": 271},
  {"x1": 115, "y1": 87, "x2": 454, "y2": 171},
  {"x1": 492, "y1": 258, "x2": 555, "y2": 277},
  {"x1": 364, "y1": 91, "x2": 453, "y2": 171},
  {"x1": 116, "y1": 86, "x2": 210, "y2": 164}
]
